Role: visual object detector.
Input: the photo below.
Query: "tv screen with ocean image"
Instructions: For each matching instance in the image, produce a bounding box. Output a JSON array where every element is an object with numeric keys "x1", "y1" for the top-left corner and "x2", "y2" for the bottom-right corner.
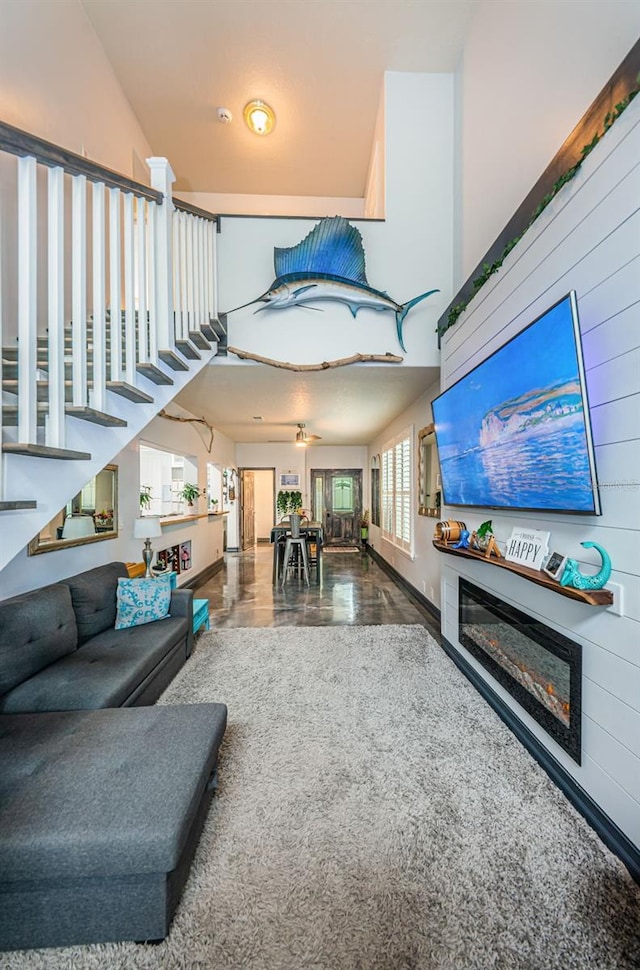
[{"x1": 432, "y1": 293, "x2": 600, "y2": 514}]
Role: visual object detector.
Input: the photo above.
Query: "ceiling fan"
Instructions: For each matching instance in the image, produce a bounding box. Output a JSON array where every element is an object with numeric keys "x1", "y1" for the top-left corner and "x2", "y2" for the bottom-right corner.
[{"x1": 295, "y1": 423, "x2": 322, "y2": 447}]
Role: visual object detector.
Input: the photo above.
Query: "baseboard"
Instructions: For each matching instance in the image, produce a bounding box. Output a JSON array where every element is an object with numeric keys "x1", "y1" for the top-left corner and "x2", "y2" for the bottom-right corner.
[
  {"x1": 440, "y1": 635, "x2": 640, "y2": 885},
  {"x1": 366, "y1": 544, "x2": 441, "y2": 625},
  {"x1": 179, "y1": 557, "x2": 224, "y2": 590}
]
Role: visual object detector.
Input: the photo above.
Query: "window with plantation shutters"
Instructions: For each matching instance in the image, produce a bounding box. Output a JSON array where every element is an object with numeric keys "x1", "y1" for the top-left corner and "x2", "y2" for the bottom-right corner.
[{"x1": 381, "y1": 427, "x2": 414, "y2": 556}]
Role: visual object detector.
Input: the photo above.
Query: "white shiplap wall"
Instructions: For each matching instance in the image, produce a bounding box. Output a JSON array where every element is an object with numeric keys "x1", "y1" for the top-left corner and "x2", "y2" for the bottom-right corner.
[{"x1": 439, "y1": 95, "x2": 640, "y2": 847}]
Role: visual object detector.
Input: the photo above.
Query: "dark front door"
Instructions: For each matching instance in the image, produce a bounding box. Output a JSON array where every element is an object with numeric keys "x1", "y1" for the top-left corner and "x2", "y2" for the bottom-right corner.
[{"x1": 311, "y1": 469, "x2": 362, "y2": 545}]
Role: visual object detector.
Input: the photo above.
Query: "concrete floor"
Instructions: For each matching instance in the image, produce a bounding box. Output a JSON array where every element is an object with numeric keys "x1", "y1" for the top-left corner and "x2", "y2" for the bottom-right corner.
[{"x1": 195, "y1": 543, "x2": 440, "y2": 638}]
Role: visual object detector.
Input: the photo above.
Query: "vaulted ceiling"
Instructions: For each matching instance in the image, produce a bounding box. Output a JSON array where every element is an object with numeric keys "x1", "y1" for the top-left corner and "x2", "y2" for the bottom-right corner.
[
  {"x1": 82, "y1": 0, "x2": 476, "y2": 197},
  {"x1": 82, "y1": 0, "x2": 476, "y2": 443}
]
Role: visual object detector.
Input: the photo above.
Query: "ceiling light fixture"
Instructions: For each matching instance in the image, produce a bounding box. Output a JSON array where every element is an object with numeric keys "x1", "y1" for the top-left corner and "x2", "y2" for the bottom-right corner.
[
  {"x1": 295, "y1": 423, "x2": 321, "y2": 446},
  {"x1": 243, "y1": 99, "x2": 276, "y2": 136}
]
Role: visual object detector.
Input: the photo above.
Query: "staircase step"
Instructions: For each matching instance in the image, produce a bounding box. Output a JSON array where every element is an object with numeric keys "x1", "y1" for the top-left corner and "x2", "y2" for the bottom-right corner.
[
  {"x1": 202, "y1": 318, "x2": 226, "y2": 341},
  {"x1": 3, "y1": 379, "x2": 75, "y2": 402},
  {"x1": 107, "y1": 381, "x2": 155, "y2": 404},
  {"x1": 158, "y1": 349, "x2": 189, "y2": 372},
  {"x1": 65, "y1": 406, "x2": 127, "y2": 428},
  {"x1": 2, "y1": 404, "x2": 48, "y2": 426},
  {"x1": 189, "y1": 330, "x2": 212, "y2": 350},
  {"x1": 136, "y1": 362, "x2": 174, "y2": 386},
  {"x1": 175, "y1": 340, "x2": 201, "y2": 360},
  {"x1": 0, "y1": 500, "x2": 37, "y2": 511},
  {"x1": 2, "y1": 442, "x2": 91, "y2": 460}
]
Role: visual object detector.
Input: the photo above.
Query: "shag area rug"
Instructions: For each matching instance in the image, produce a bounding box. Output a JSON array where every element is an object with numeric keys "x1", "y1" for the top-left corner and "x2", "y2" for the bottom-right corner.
[{"x1": 3, "y1": 625, "x2": 639, "y2": 970}]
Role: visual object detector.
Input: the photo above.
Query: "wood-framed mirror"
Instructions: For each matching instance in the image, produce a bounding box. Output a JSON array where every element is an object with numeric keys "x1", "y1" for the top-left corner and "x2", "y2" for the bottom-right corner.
[
  {"x1": 28, "y1": 465, "x2": 118, "y2": 555},
  {"x1": 417, "y1": 425, "x2": 441, "y2": 517}
]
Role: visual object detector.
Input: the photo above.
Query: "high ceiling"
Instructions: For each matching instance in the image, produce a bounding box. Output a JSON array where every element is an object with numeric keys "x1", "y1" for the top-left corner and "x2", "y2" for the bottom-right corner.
[
  {"x1": 82, "y1": 0, "x2": 476, "y2": 443},
  {"x1": 82, "y1": 0, "x2": 477, "y2": 197}
]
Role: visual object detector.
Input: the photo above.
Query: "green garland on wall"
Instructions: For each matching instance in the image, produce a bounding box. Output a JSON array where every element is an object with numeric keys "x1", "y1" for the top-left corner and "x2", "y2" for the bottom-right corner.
[{"x1": 441, "y1": 73, "x2": 640, "y2": 337}]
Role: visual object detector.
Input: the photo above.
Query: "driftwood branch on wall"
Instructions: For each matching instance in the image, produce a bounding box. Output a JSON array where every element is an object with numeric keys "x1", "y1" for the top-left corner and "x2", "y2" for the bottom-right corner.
[
  {"x1": 158, "y1": 409, "x2": 215, "y2": 453},
  {"x1": 227, "y1": 346, "x2": 403, "y2": 371}
]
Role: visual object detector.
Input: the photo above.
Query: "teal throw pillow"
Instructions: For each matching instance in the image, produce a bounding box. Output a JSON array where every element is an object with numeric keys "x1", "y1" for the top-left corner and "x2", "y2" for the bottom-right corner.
[{"x1": 115, "y1": 576, "x2": 172, "y2": 630}]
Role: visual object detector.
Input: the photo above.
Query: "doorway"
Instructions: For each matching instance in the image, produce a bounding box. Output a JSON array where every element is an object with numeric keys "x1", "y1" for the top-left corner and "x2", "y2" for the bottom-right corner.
[
  {"x1": 239, "y1": 468, "x2": 276, "y2": 550},
  {"x1": 311, "y1": 469, "x2": 362, "y2": 545}
]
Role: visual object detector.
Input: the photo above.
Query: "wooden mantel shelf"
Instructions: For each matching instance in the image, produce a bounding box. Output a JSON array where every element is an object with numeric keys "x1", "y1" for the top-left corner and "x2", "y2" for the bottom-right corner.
[{"x1": 432, "y1": 540, "x2": 613, "y2": 606}]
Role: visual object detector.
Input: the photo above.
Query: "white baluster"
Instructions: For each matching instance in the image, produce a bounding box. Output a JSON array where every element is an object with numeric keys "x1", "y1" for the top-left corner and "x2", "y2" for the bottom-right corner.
[
  {"x1": 71, "y1": 174, "x2": 87, "y2": 406},
  {"x1": 109, "y1": 187, "x2": 122, "y2": 382},
  {"x1": 47, "y1": 166, "x2": 65, "y2": 448},
  {"x1": 211, "y1": 219, "x2": 219, "y2": 323},
  {"x1": 92, "y1": 181, "x2": 106, "y2": 412},
  {"x1": 147, "y1": 202, "x2": 157, "y2": 361},
  {"x1": 123, "y1": 193, "x2": 136, "y2": 385},
  {"x1": 147, "y1": 157, "x2": 175, "y2": 351},
  {"x1": 179, "y1": 212, "x2": 188, "y2": 339},
  {"x1": 136, "y1": 198, "x2": 148, "y2": 362},
  {"x1": 206, "y1": 220, "x2": 214, "y2": 321},
  {"x1": 17, "y1": 155, "x2": 37, "y2": 444},
  {"x1": 199, "y1": 218, "x2": 207, "y2": 327},
  {"x1": 172, "y1": 211, "x2": 182, "y2": 341},
  {"x1": 186, "y1": 215, "x2": 195, "y2": 335},
  {"x1": 194, "y1": 217, "x2": 202, "y2": 330}
]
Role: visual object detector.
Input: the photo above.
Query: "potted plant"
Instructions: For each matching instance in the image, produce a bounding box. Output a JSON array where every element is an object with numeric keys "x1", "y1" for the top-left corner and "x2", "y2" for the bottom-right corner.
[
  {"x1": 359, "y1": 510, "x2": 369, "y2": 541},
  {"x1": 210, "y1": 498, "x2": 219, "y2": 512},
  {"x1": 139, "y1": 486, "x2": 152, "y2": 513},
  {"x1": 179, "y1": 483, "x2": 202, "y2": 508}
]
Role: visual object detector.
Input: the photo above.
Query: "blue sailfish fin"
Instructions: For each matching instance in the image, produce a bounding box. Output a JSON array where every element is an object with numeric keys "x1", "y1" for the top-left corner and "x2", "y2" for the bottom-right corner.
[
  {"x1": 274, "y1": 217, "x2": 368, "y2": 284},
  {"x1": 395, "y1": 289, "x2": 440, "y2": 352}
]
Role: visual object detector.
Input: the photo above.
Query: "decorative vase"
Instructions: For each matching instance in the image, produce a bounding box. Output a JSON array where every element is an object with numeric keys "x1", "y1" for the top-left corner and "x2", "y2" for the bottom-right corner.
[{"x1": 289, "y1": 513, "x2": 302, "y2": 538}]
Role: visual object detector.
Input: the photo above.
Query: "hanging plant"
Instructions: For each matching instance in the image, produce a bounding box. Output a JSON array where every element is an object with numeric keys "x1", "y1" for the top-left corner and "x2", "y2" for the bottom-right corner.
[{"x1": 277, "y1": 490, "x2": 302, "y2": 519}]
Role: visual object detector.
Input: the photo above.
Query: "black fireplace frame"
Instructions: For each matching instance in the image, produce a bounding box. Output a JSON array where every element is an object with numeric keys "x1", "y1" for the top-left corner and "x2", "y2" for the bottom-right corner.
[{"x1": 458, "y1": 579, "x2": 582, "y2": 764}]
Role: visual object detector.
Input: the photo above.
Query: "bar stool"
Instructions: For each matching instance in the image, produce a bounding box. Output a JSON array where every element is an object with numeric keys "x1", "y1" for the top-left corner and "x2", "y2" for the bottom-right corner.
[{"x1": 281, "y1": 535, "x2": 310, "y2": 586}]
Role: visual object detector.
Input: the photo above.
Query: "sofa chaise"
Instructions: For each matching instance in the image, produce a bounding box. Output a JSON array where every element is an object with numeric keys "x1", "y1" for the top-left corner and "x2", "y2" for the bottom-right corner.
[{"x1": 0, "y1": 562, "x2": 227, "y2": 951}]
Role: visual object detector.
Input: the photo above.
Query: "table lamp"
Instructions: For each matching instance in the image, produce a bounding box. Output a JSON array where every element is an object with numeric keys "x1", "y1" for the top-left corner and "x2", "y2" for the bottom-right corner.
[
  {"x1": 61, "y1": 515, "x2": 95, "y2": 539},
  {"x1": 133, "y1": 517, "x2": 163, "y2": 578}
]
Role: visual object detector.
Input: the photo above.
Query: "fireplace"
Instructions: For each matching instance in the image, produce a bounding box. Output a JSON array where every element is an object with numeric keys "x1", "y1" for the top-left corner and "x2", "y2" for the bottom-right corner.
[{"x1": 459, "y1": 579, "x2": 582, "y2": 763}]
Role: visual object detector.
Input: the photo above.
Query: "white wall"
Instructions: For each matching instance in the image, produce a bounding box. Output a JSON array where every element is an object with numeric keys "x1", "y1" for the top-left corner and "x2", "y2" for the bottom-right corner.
[
  {"x1": 0, "y1": 0, "x2": 152, "y2": 173},
  {"x1": 175, "y1": 191, "x2": 364, "y2": 219},
  {"x1": 235, "y1": 442, "x2": 366, "y2": 523},
  {"x1": 439, "y1": 95, "x2": 640, "y2": 847},
  {"x1": 368, "y1": 378, "x2": 442, "y2": 608},
  {"x1": 219, "y1": 72, "x2": 453, "y2": 368},
  {"x1": 457, "y1": 0, "x2": 640, "y2": 281},
  {"x1": 1, "y1": 408, "x2": 236, "y2": 599}
]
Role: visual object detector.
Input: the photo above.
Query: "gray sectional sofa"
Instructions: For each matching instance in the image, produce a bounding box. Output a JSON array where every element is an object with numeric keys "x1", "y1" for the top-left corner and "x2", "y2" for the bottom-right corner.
[
  {"x1": 0, "y1": 562, "x2": 227, "y2": 951},
  {"x1": 0, "y1": 561, "x2": 193, "y2": 712}
]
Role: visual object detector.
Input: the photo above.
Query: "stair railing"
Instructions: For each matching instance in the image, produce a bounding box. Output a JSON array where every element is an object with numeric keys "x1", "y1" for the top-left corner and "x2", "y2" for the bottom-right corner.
[{"x1": 0, "y1": 121, "x2": 220, "y2": 502}]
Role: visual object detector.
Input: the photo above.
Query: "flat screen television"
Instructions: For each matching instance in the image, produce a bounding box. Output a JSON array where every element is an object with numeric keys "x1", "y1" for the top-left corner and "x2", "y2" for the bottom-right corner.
[{"x1": 432, "y1": 292, "x2": 601, "y2": 515}]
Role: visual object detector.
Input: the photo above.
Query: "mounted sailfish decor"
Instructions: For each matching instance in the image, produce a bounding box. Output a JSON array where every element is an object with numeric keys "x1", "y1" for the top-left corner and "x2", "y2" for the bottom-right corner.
[{"x1": 227, "y1": 217, "x2": 438, "y2": 352}]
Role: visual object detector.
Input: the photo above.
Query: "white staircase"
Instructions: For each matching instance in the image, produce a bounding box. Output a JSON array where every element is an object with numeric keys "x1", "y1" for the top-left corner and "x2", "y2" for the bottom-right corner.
[{"x1": 0, "y1": 121, "x2": 225, "y2": 572}]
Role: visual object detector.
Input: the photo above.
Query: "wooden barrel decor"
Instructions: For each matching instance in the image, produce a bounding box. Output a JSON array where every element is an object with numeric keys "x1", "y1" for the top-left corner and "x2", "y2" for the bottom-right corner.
[{"x1": 435, "y1": 520, "x2": 467, "y2": 543}]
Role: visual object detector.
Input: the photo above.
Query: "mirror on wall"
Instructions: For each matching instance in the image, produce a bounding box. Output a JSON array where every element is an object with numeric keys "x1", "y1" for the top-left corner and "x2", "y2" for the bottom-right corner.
[
  {"x1": 28, "y1": 465, "x2": 118, "y2": 555},
  {"x1": 418, "y1": 425, "x2": 441, "y2": 518}
]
